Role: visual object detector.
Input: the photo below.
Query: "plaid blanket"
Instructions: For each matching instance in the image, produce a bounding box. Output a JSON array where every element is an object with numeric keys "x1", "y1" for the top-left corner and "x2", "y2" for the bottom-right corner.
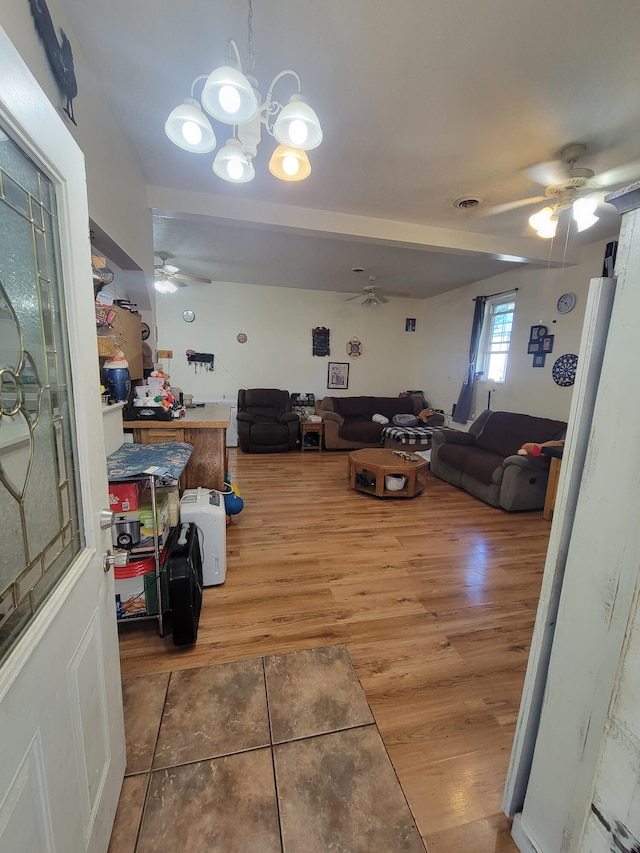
[{"x1": 381, "y1": 426, "x2": 433, "y2": 446}]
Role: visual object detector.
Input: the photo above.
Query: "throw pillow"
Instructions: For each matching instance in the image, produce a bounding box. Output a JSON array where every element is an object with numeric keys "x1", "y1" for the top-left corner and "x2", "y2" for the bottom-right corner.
[
  {"x1": 372, "y1": 413, "x2": 389, "y2": 425},
  {"x1": 392, "y1": 413, "x2": 420, "y2": 427}
]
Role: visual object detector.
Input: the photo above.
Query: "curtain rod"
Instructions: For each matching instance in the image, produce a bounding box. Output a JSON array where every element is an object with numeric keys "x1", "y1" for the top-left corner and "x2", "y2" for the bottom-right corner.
[{"x1": 473, "y1": 287, "x2": 519, "y2": 301}]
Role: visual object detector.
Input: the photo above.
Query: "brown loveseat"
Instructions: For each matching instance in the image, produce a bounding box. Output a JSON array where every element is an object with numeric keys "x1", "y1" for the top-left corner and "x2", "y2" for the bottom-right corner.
[
  {"x1": 430, "y1": 409, "x2": 567, "y2": 511},
  {"x1": 316, "y1": 395, "x2": 442, "y2": 450}
]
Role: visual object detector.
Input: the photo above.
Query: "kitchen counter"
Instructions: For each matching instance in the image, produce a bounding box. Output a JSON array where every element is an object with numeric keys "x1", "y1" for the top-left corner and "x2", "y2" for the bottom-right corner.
[{"x1": 122, "y1": 404, "x2": 231, "y2": 490}]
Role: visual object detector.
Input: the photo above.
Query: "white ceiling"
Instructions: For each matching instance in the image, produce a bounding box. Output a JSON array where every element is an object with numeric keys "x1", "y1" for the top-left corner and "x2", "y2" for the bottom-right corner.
[{"x1": 65, "y1": 0, "x2": 640, "y2": 301}]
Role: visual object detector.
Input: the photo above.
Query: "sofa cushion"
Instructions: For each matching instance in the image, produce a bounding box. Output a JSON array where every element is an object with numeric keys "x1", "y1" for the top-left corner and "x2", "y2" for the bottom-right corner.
[
  {"x1": 439, "y1": 444, "x2": 505, "y2": 486},
  {"x1": 331, "y1": 396, "x2": 416, "y2": 421},
  {"x1": 476, "y1": 412, "x2": 566, "y2": 458},
  {"x1": 339, "y1": 419, "x2": 383, "y2": 443}
]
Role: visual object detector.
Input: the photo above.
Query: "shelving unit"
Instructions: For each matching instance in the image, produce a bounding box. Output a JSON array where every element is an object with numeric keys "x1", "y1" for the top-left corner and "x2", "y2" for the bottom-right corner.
[
  {"x1": 107, "y1": 441, "x2": 193, "y2": 635},
  {"x1": 110, "y1": 474, "x2": 166, "y2": 634}
]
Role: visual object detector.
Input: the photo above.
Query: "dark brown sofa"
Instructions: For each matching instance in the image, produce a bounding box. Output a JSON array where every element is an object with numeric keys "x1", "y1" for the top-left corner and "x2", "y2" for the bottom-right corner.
[
  {"x1": 430, "y1": 409, "x2": 567, "y2": 511},
  {"x1": 316, "y1": 395, "x2": 442, "y2": 450}
]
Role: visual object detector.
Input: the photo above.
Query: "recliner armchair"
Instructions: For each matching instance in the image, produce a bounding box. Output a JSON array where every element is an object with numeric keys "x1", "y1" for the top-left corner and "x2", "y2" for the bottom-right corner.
[{"x1": 237, "y1": 389, "x2": 300, "y2": 453}]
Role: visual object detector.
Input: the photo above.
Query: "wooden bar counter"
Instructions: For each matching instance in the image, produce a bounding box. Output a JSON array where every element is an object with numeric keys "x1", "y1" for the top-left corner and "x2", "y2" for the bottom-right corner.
[{"x1": 123, "y1": 404, "x2": 230, "y2": 491}]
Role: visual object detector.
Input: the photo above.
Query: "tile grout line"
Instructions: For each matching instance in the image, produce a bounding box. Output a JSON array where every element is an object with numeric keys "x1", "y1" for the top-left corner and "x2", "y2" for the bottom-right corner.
[
  {"x1": 262, "y1": 655, "x2": 286, "y2": 853},
  {"x1": 133, "y1": 671, "x2": 172, "y2": 853}
]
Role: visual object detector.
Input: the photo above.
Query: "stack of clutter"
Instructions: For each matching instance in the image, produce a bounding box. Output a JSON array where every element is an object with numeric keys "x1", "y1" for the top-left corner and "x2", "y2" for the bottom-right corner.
[{"x1": 133, "y1": 370, "x2": 186, "y2": 418}]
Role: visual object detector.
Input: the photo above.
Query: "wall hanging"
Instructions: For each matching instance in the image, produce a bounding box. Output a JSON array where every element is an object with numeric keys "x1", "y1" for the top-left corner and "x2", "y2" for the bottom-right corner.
[
  {"x1": 237, "y1": 332, "x2": 248, "y2": 343},
  {"x1": 346, "y1": 337, "x2": 362, "y2": 358},
  {"x1": 405, "y1": 318, "x2": 416, "y2": 332},
  {"x1": 327, "y1": 362, "x2": 349, "y2": 390},
  {"x1": 185, "y1": 349, "x2": 215, "y2": 372},
  {"x1": 552, "y1": 353, "x2": 578, "y2": 386},
  {"x1": 312, "y1": 327, "x2": 330, "y2": 356}
]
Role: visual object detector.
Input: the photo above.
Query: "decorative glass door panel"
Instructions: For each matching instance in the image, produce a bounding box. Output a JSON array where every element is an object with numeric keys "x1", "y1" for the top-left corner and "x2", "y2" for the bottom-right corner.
[{"x1": 0, "y1": 133, "x2": 82, "y2": 662}]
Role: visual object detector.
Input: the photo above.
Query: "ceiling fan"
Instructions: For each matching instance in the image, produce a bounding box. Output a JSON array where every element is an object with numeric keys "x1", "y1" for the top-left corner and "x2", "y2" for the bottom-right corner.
[
  {"x1": 346, "y1": 276, "x2": 390, "y2": 307},
  {"x1": 154, "y1": 252, "x2": 211, "y2": 291},
  {"x1": 484, "y1": 143, "x2": 640, "y2": 238}
]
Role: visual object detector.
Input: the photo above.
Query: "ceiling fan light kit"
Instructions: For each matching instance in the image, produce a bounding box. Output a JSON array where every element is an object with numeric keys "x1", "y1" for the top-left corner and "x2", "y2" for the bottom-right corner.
[
  {"x1": 164, "y1": 0, "x2": 322, "y2": 184},
  {"x1": 527, "y1": 143, "x2": 603, "y2": 238}
]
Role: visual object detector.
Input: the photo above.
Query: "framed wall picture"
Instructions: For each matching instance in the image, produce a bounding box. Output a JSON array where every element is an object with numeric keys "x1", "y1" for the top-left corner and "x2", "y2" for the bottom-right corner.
[
  {"x1": 529, "y1": 324, "x2": 548, "y2": 343},
  {"x1": 528, "y1": 340, "x2": 541, "y2": 354},
  {"x1": 532, "y1": 353, "x2": 546, "y2": 368},
  {"x1": 405, "y1": 318, "x2": 416, "y2": 332},
  {"x1": 542, "y1": 335, "x2": 554, "y2": 353},
  {"x1": 327, "y1": 362, "x2": 349, "y2": 389}
]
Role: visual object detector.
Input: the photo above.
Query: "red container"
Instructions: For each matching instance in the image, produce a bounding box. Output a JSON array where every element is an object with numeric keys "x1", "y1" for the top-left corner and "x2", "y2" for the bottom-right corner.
[
  {"x1": 108, "y1": 482, "x2": 141, "y2": 513},
  {"x1": 114, "y1": 557, "x2": 156, "y2": 618}
]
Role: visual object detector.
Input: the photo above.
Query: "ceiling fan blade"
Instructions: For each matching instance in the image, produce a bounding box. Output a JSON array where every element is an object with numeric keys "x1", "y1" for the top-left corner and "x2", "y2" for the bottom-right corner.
[
  {"x1": 345, "y1": 294, "x2": 362, "y2": 301},
  {"x1": 173, "y1": 272, "x2": 212, "y2": 284},
  {"x1": 479, "y1": 196, "x2": 547, "y2": 217},
  {"x1": 594, "y1": 159, "x2": 640, "y2": 190},
  {"x1": 377, "y1": 294, "x2": 389, "y2": 303},
  {"x1": 523, "y1": 160, "x2": 568, "y2": 187}
]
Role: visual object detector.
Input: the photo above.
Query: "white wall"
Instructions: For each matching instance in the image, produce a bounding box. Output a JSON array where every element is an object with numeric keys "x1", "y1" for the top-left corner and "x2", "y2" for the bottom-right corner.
[
  {"x1": 421, "y1": 237, "x2": 617, "y2": 423},
  {"x1": 154, "y1": 282, "x2": 427, "y2": 402},
  {"x1": 0, "y1": 6, "x2": 153, "y2": 278},
  {"x1": 153, "y1": 238, "x2": 617, "y2": 419}
]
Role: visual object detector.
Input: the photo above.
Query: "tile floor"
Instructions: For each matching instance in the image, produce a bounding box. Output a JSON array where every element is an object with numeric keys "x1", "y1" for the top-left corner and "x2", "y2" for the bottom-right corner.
[{"x1": 108, "y1": 644, "x2": 425, "y2": 852}]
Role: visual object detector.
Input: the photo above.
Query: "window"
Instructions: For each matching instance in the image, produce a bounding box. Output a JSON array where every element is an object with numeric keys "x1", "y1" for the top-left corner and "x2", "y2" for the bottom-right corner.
[{"x1": 479, "y1": 294, "x2": 516, "y2": 382}]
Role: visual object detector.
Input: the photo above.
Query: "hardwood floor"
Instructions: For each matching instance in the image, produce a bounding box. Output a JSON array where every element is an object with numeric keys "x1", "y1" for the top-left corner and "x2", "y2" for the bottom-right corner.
[{"x1": 118, "y1": 447, "x2": 550, "y2": 852}]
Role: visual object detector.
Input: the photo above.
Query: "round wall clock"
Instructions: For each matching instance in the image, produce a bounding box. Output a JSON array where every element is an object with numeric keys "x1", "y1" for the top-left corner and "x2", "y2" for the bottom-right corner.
[
  {"x1": 182, "y1": 310, "x2": 195, "y2": 323},
  {"x1": 557, "y1": 292, "x2": 576, "y2": 314},
  {"x1": 141, "y1": 322, "x2": 150, "y2": 340},
  {"x1": 552, "y1": 353, "x2": 578, "y2": 387}
]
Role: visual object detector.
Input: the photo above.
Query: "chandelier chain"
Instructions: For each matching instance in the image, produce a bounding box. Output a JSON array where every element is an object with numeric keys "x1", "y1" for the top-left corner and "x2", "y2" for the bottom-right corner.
[{"x1": 246, "y1": 0, "x2": 255, "y2": 75}]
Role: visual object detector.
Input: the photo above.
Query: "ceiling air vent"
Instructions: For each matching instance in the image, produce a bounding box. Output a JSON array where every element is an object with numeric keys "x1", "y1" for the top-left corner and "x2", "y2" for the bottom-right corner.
[{"x1": 453, "y1": 197, "x2": 482, "y2": 210}]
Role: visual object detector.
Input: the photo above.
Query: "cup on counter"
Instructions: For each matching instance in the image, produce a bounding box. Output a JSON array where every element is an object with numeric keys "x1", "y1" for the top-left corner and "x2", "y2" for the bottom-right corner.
[{"x1": 183, "y1": 394, "x2": 193, "y2": 407}]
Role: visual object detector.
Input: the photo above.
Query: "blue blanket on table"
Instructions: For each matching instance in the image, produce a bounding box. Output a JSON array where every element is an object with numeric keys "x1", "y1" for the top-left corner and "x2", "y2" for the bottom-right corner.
[{"x1": 107, "y1": 441, "x2": 192, "y2": 483}]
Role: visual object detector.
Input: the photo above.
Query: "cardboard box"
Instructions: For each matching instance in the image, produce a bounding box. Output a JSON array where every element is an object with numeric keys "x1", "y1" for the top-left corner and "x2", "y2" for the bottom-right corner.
[{"x1": 108, "y1": 481, "x2": 142, "y2": 513}]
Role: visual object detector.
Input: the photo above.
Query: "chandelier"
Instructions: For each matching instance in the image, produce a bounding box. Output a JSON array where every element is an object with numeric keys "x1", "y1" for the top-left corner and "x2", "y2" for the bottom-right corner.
[{"x1": 164, "y1": 0, "x2": 322, "y2": 184}]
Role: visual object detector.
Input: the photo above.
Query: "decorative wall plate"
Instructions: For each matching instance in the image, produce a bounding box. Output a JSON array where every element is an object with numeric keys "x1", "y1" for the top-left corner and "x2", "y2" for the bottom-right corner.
[
  {"x1": 346, "y1": 337, "x2": 362, "y2": 358},
  {"x1": 552, "y1": 353, "x2": 578, "y2": 386}
]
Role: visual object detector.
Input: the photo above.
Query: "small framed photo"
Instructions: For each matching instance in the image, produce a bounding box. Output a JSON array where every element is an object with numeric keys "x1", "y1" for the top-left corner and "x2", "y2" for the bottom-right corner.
[
  {"x1": 327, "y1": 361, "x2": 349, "y2": 390},
  {"x1": 532, "y1": 353, "x2": 547, "y2": 368},
  {"x1": 405, "y1": 318, "x2": 416, "y2": 332},
  {"x1": 542, "y1": 335, "x2": 554, "y2": 353},
  {"x1": 528, "y1": 341, "x2": 541, "y2": 354},
  {"x1": 529, "y1": 324, "x2": 548, "y2": 343}
]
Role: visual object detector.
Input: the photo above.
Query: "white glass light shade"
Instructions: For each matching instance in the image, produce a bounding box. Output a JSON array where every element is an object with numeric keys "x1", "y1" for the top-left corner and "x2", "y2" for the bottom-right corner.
[
  {"x1": 529, "y1": 207, "x2": 558, "y2": 238},
  {"x1": 573, "y1": 197, "x2": 599, "y2": 232},
  {"x1": 268, "y1": 145, "x2": 311, "y2": 181},
  {"x1": 165, "y1": 99, "x2": 216, "y2": 153},
  {"x1": 273, "y1": 95, "x2": 322, "y2": 150},
  {"x1": 213, "y1": 138, "x2": 255, "y2": 183},
  {"x1": 154, "y1": 280, "x2": 178, "y2": 294},
  {"x1": 201, "y1": 65, "x2": 259, "y2": 124}
]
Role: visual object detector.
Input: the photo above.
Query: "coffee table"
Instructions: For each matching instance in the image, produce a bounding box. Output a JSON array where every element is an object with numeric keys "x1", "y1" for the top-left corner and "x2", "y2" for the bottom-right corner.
[{"x1": 347, "y1": 448, "x2": 428, "y2": 498}]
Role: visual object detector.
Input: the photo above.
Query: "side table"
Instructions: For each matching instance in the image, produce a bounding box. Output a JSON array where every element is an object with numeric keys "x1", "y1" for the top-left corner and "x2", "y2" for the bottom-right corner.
[
  {"x1": 543, "y1": 456, "x2": 562, "y2": 521},
  {"x1": 300, "y1": 419, "x2": 324, "y2": 452}
]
